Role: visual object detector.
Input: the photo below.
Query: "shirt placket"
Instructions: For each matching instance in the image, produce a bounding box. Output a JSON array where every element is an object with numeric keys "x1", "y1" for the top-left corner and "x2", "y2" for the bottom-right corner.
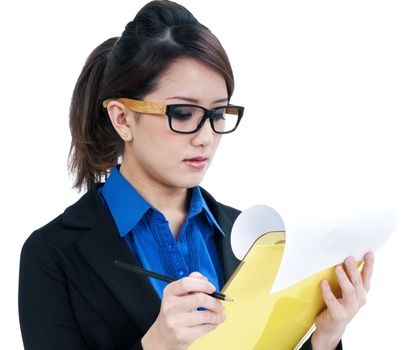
[{"x1": 152, "y1": 211, "x2": 189, "y2": 279}]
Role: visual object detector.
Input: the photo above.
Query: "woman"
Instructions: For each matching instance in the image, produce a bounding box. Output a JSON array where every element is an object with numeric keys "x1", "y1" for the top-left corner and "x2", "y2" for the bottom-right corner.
[{"x1": 18, "y1": 1, "x2": 373, "y2": 349}]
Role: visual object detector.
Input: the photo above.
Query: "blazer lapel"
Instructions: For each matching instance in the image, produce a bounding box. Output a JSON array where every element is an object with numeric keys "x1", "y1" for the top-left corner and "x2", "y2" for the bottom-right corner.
[
  {"x1": 63, "y1": 186, "x2": 160, "y2": 332},
  {"x1": 200, "y1": 187, "x2": 241, "y2": 281}
]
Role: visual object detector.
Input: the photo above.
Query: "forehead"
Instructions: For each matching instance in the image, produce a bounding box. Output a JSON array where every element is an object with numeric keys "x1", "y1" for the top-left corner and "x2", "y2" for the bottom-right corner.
[{"x1": 149, "y1": 57, "x2": 228, "y2": 103}]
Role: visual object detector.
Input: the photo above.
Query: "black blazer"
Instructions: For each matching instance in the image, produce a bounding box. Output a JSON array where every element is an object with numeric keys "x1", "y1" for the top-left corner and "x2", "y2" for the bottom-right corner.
[{"x1": 19, "y1": 184, "x2": 334, "y2": 350}]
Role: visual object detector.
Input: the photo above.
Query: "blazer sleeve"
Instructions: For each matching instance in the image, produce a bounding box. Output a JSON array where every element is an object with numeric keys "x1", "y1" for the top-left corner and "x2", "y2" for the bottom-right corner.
[{"x1": 19, "y1": 230, "x2": 89, "y2": 350}]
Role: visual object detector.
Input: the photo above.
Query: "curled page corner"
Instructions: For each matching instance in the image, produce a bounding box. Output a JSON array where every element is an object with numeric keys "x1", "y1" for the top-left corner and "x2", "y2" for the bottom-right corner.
[{"x1": 231, "y1": 205, "x2": 285, "y2": 260}]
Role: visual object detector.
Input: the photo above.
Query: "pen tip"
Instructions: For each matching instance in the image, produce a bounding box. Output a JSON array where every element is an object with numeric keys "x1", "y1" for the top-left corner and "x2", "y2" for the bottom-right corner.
[{"x1": 223, "y1": 295, "x2": 234, "y2": 302}]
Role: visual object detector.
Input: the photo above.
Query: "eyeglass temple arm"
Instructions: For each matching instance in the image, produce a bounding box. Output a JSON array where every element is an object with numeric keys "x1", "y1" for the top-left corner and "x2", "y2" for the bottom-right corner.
[{"x1": 102, "y1": 98, "x2": 167, "y2": 115}]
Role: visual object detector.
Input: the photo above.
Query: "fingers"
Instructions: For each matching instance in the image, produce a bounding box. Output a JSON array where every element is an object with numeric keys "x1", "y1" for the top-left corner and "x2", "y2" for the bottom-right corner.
[
  {"x1": 361, "y1": 252, "x2": 374, "y2": 291},
  {"x1": 342, "y1": 254, "x2": 374, "y2": 297},
  {"x1": 177, "y1": 292, "x2": 224, "y2": 314},
  {"x1": 316, "y1": 254, "x2": 374, "y2": 342},
  {"x1": 185, "y1": 323, "x2": 219, "y2": 344},
  {"x1": 164, "y1": 274, "x2": 216, "y2": 298},
  {"x1": 320, "y1": 280, "x2": 341, "y2": 311},
  {"x1": 185, "y1": 307, "x2": 226, "y2": 326},
  {"x1": 162, "y1": 273, "x2": 224, "y2": 321},
  {"x1": 333, "y1": 255, "x2": 372, "y2": 310},
  {"x1": 152, "y1": 272, "x2": 226, "y2": 348},
  {"x1": 335, "y1": 263, "x2": 357, "y2": 304},
  {"x1": 163, "y1": 302, "x2": 225, "y2": 333},
  {"x1": 189, "y1": 271, "x2": 209, "y2": 281},
  {"x1": 344, "y1": 257, "x2": 363, "y2": 290}
]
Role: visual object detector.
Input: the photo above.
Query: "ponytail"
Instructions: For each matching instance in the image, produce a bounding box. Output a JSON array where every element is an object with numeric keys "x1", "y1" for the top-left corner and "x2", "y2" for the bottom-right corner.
[{"x1": 68, "y1": 37, "x2": 122, "y2": 191}]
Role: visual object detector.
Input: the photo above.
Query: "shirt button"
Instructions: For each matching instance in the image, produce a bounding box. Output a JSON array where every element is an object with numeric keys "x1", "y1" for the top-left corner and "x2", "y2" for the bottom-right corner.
[
  {"x1": 168, "y1": 244, "x2": 173, "y2": 249},
  {"x1": 179, "y1": 270, "x2": 184, "y2": 276},
  {"x1": 180, "y1": 235, "x2": 186, "y2": 242}
]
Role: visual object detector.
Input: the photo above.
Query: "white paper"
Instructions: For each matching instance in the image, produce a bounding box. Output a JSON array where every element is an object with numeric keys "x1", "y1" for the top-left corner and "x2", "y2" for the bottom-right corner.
[
  {"x1": 273, "y1": 207, "x2": 397, "y2": 293},
  {"x1": 230, "y1": 205, "x2": 397, "y2": 294}
]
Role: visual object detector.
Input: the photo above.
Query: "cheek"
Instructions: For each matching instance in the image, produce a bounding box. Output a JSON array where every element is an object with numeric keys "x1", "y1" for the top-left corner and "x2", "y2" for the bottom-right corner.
[
  {"x1": 211, "y1": 135, "x2": 223, "y2": 152},
  {"x1": 133, "y1": 123, "x2": 185, "y2": 163},
  {"x1": 152, "y1": 126, "x2": 186, "y2": 155},
  {"x1": 215, "y1": 134, "x2": 223, "y2": 146}
]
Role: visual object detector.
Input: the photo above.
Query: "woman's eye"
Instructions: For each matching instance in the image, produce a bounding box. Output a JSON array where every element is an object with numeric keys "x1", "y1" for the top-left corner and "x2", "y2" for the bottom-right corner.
[
  {"x1": 213, "y1": 111, "x2": 226, "y2": 120},
  {"x1": 172, "y1": 109, "x2": 193, "y2": 120}
]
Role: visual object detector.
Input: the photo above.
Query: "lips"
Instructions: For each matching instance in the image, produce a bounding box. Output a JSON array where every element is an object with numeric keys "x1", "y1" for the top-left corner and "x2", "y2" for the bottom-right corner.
[
  {"x1": 183, "y1": 156, "x2": 208, "y2": 169},
  {"x1": 184, "y1": 156, "x2": 207, "y2": 162}
]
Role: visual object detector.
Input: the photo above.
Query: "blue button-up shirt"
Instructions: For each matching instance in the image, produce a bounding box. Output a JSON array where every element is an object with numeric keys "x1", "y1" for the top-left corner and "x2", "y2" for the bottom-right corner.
[{"x1": 99, "y1": 166, "x2": 225, "y2": 299}]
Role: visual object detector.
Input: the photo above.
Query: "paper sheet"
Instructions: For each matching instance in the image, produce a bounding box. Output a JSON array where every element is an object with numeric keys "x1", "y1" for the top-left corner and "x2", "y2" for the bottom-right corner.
[{"x1": 230, "y1": 205, "x2": 397, "y2": 294}]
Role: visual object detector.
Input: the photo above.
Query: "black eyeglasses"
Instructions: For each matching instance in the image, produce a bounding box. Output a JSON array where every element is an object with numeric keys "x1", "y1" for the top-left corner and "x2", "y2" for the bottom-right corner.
[{"x1": 103, "y1": 98, "x2": 244, "y2": 134}]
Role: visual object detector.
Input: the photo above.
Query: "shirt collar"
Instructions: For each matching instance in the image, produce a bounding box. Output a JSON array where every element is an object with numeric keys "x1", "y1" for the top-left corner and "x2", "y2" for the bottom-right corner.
[
  {"x1": 101, "y1": 166, "x2": 151, "y2": 237},
  {"x1": 192, "y1": 187, "x2": 225, "y2": 237},
  {"x1": 101, "y1": 165, "x2": 225, "y2": 238}
]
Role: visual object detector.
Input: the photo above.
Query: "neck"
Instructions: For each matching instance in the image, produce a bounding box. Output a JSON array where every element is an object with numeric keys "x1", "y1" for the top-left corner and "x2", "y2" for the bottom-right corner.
[{"x1": 119, "y1": 161, "x2": 189, "y2": 215}]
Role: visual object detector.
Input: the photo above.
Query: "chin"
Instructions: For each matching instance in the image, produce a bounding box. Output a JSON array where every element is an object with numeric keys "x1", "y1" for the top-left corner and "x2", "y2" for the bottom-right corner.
[{"x1": 173, "y1": 174, "x2": 206, "y2": 189}]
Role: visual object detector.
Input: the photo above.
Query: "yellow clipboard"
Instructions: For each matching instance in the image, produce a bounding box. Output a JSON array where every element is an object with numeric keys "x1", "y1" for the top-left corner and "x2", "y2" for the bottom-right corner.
[{"x1": 190, "y1": 231, "x2": 350, "y2": 350}]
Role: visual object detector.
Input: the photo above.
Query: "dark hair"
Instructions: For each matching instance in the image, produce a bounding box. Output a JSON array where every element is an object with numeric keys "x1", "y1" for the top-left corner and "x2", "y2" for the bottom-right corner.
[{"x1": 68, "y1": 0, "x2": 235, "y2": 191}]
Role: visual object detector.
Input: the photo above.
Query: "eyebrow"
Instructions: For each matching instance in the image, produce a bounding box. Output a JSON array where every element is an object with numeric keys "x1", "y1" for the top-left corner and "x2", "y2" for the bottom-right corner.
[{"x1": 166, "y1": 96, "x2": 229, "y2": 104}]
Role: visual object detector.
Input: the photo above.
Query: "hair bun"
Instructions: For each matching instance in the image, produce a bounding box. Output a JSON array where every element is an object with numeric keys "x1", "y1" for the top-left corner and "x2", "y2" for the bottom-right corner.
[
  {"x1": 122, "y1": 20, "x2": 137, "y2": 37},
  {"x1": 133, "y1": 0, "x2": 199, "y2": 37}
]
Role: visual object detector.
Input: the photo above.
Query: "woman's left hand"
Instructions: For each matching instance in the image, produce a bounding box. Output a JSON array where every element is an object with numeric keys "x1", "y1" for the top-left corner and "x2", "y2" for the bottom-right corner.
[{"x1": 311, "y1": 252, "x2": 374, "y2": 350}]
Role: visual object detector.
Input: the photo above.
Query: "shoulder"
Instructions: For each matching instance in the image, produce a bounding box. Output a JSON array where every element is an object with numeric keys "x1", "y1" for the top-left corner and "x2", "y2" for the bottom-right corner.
[{"x1": 21, "y1": 185, "x2": 106, "y2": 258}]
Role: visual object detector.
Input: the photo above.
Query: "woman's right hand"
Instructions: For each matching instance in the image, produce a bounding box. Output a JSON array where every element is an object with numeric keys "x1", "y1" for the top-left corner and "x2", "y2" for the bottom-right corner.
[{"x1": 141, "y1": 272, "x2": 226, "y2": 350}]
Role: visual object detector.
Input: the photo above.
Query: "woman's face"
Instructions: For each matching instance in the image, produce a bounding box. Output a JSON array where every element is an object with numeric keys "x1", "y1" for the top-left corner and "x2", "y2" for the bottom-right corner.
[{"x1": 123, "y1": 57, "x2": 227, "y2": 190}]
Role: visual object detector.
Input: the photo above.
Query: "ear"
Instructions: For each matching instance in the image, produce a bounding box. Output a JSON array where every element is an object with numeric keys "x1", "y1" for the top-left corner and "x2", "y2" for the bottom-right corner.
[{"x1": 105, "y1": 100, "x2": 135, "y2": 142}]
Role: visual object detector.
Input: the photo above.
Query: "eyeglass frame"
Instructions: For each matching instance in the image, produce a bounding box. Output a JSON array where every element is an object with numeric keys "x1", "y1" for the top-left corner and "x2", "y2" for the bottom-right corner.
[{"x1": 102, "y1": 97, "x2": 244, "y2": 134}]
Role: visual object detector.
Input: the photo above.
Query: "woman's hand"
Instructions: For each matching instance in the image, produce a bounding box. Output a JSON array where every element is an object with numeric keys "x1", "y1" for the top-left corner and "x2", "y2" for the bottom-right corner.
[
  {"x1": 311, "y1": 252, "x2": 374, "y2": 350},
  {"x1": 141, "y1": 272, "x2": 226, "y2": 350}
]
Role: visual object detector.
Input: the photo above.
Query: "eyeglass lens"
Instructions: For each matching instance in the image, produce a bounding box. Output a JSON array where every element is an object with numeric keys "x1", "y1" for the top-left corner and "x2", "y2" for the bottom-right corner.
[{"x1": 170, "y1": 106, "x2": 240, "y2": 133}]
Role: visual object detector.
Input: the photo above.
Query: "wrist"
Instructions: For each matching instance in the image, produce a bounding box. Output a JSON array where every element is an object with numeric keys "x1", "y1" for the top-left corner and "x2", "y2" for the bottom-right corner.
[
  {"x1": 141, "y1": 331, "x2": 153, "y2": 350},
  {"x1": 141, "y1": 324, "x2": 162, "y2": 350},
  {"x1": 142, "y1": 323, "x2": 183, "y2": 350},
  {"x1": 311, "y1": 329, "x2": 341, "y2": 350}
]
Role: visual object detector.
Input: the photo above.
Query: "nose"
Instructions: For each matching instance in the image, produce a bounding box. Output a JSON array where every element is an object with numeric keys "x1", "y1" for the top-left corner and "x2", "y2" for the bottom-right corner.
[{"x1": 190, "y1": 117, "x2": 216, "y2": 147}]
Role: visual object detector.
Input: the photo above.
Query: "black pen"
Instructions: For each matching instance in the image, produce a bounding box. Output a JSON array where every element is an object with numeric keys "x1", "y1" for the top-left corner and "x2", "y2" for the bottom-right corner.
[{"x1": 114, "y1": 260, "x2": 234, "y2": 302}]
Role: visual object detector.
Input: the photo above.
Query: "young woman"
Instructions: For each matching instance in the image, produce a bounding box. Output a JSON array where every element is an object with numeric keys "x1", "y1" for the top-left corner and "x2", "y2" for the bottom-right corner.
[{"x1": 18, "y1": 1, "x2": 373, "y2": 349}]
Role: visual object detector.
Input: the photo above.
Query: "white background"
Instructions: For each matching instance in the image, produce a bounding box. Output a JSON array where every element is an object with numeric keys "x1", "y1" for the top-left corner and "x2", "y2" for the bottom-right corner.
[{"x1": 1, "y1": 0, "x2": 417, "y2": 348}]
